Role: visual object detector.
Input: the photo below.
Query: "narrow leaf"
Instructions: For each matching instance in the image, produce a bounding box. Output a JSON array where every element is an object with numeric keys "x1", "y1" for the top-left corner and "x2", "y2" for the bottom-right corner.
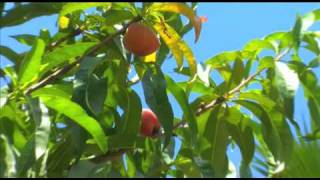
[
  {"x1": 32, "y1": 88, "x2": 107, "y2": 152},
  {"x1": 18, "y1": 38, "x2": 45, "y2": 84}
]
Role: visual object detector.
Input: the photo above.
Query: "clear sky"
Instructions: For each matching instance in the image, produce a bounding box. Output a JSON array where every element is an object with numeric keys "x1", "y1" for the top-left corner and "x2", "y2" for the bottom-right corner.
[{"x1": 1, "y1": 3, "x2": 319, "y2": 178}]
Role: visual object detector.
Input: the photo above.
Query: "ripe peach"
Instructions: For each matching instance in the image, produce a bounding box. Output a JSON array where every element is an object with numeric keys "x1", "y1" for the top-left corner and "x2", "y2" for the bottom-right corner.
[
  {"x1": 140, "y1": 108, "x2": 161, "y2": 137},
  {"x1": 123, "y1": 22, "x2": 160, "y2": 57}
]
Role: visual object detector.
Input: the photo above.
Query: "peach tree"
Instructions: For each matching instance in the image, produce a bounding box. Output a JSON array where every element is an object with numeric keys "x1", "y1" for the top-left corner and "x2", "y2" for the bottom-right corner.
[{"x1": 0, "y1": 2, "x2": 320, "y2": 178}]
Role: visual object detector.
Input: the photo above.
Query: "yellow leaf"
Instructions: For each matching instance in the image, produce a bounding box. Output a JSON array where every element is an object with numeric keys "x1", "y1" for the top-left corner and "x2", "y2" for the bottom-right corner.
[
  {"x1": 153, "y1": 22, "x2": 183, "y2": 70},
  {"x1": 142, "y1": 51, "x2": 157, "y2": 63},
  {"x1": 58, "y1": 16, "x2": 70, "y2": 29},
  {"x1": 153, "y1": 22, "x2": 197, "y2": 78},
  {"x1": 178, "y1": 41, "x2": 197, "y2": 78},
  {"x1": 149, "y1": 3, "x2": 202, "y2": 43}
]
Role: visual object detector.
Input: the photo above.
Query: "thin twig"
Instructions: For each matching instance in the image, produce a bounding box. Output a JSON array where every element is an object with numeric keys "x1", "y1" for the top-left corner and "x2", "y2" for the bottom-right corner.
[
  {"x1": 24, "y1": 16, "x2": 142, "y2": 95},
  {"x1": 46, "y1": 28, "x2": 83, "y2": 51}
]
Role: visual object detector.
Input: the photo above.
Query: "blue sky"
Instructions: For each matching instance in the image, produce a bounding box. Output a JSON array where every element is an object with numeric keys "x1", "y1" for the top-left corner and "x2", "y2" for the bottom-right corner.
[{"x1": 1, "y1": 3, "x2": 320, "y2": 177}]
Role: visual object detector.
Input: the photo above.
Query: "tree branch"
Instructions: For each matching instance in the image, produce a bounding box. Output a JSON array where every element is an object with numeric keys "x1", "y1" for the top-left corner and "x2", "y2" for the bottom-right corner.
[
  {"x1": 24, "y1": 16, "x2": 142, "y2": 95},
  {"x1": 169, "y1": 48, "x2": 291, "y2": 131}
]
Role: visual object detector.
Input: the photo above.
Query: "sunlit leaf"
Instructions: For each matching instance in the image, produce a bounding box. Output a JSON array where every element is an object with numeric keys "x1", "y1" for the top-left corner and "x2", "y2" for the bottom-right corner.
[
  {"x1": 26, "y1": 97, "x2": 51, "y2": 160},
  {"x1": 0, "y1": 135, "x2": 16, "y2": 177},
  {"x1": 225, "y1": 108, "x2": 255, "y2": 168},
  {"x1": 301, "y1": 9, "x2": 320, "y2": 32},
  {"x1": 165, "y1": 75, "x2": 198, "y2": 141},
  {"x1": 274, "y1": 61, "x2": 299, "y2": 120},
  {"x1": 59, "y1": 3, "x2": 111, "y2": 17},
  {"x1": 41, "y1": 42, "x2": 97, "y2": 74},
  {"x1": 203, "y1": 105, "x2": 229, "y2": 178},
  {"x1": 142, "y1": 51, "x2": 157, "y2": 63},
  {"x1": 150, "y1": 2, "x2": 202, "y2": 42},
  {"x1": 18, "y1": 38, "x2": 46, "y2": 85},
  {"x1": 234, "y1": 100, "x2": 282, "y2": 161},
  {"x1": 153, "y1": 22, "x2": 183, "y2": 70},
  {"x1": 205, "y1": 51, "x2": 241, "y2": 68},
  {"x1": 32, "y1": 88, "x2": 107, "y2": 152}
]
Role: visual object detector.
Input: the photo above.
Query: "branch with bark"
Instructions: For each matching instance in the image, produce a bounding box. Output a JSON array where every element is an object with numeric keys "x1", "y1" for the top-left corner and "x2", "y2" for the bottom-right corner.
[{"x1": 24, "y1": 16, "x2": 142, "y2": 95}]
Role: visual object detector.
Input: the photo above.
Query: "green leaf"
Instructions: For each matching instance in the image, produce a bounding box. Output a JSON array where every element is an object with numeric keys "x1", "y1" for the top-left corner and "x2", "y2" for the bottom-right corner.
[
  {"x1": 125, "y1": 154, "x2": 137, "y2": 178},
  {"x1": 32, "y1": 88, "x2": 107, "y2": 152},
  {"x1": 119, "y1": 89, "x2": 142, "y2": 136},
  {"x1": 85, "y1": 75, "x2": 108, "y2": 115},
  {"x1": 0, "y1": 45, "x2": 21, "y2": 64},
  {"x1": 106, "y1": 134, "x2": 141, "y2": 150},
  {"x1": 39, "y1": 29, "x2": 51, "y2": 45},
  {"x1": 25, "y1": 96, "x2": 51, "y2": 160},
  {"x1": 277, "y1": 141, "x2": 320, "y2": 178},
  {"x1": 73, "y1": 57, "x2": 104, "y2": 104},
  {"x1": 228, "y1": 58, "x2": 244, "y2": 89},
  {"x1": 41, "y1": 42, "x2": 97, "y2": 74},
  {"x1": 258, "y1": 56, "x2": 275, "y2": 71},
  {"x1": 142, "y1": 66, "x2": 174, "y2": 147},
  {"x1": 234, "y1": 100, "x2": 282, "y2": 161},
  {"x1": 274, "y1": 61, "x2": 299, "y2": 120},
  {"x1": 0, "y1": 135, "x2": 16, "y2": 177},
  {"x1": 303, "y1": 33, "x2": 320, "y2": 55},
  {"x1": 308, "y1": 98, "x2": 320, "y2": 130},
  {"x1": 175, "y1": 156, "x2": 202, "y2": 177},
  {"x1": 203, "y1": 105, "x2": 229, "y2": 178},
  {"x1": 95, "y1": 10, "x2": 134, "y2": 26},
  {"x1": 11, "y1": 34, "x2": 37, "y2": 46},
  {"x1": 165, "y1": 75, "x2": 198, "y2": 142},
  {"x1": 225, "y1": 108, "x2": 255, "y2": 167},
  {"x1": 205, "y1": 51, "x2": 242, "y2": 68},
  {"x1": 177, "y1": 79, "x2": 215, "y2": 96},
  {"x1": 292, "y1": 15, "x2": 303, "y2": 52},
  {"x1": 31, "y1": 84, "x2": 72, "y2": 99},
  {"x1": 240, "y1": 163, "x2": 252, "y2": 178},
  {"x1": 18, "y1": 38, "x2": 46, "y2": 85},
  {"x1": 239, "y1": 90, "x2": 277, "y2": 112},
  {"x1": 301, "y1": 9, "x2": 320, "y2": 32},
  {"x1": 17, "y1": 135, "x2": 36, "y2": 177},
  {"x1": 0, "y1": 3, "x2": 63, "y2": 28},
  {"x1": 59, "y1": 2, "x2": 111, "y2": 17},
  {"x1": 308, "y1": 56, "x2": 320, "y2": 68},
  {"x1": 243, "y1": 39, "x2": 275, "y2": 57}
]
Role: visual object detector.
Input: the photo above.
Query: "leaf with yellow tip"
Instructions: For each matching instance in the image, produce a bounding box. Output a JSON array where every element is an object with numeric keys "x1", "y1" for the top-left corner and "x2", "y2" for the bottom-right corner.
[
  {"x1": 58, "y1": 16, "x2": 69, "y2": 29},
  {"x1": 142, "y1": 51, "x2": 157, "y2": 63},
  {"x1": 153, "y1": 22, "x2": 184, "y2": 70},
  {"x1": 153, "y1": 22, "x2": 197, "y2": 78},
  {"x1": 149, "y1": 2, "x2": 202, "y2": 43},
  {"x1": 178, "y1": 41, "x2": 197, "y2": 78}
]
